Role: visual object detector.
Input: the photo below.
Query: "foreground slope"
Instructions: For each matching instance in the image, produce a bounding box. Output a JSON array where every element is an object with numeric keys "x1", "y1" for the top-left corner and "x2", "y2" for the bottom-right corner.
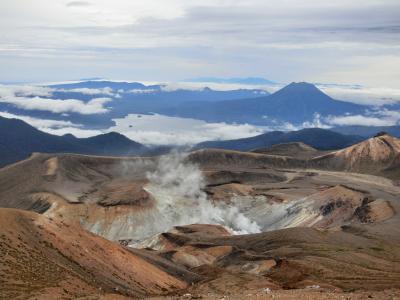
[
  {"x1": 0, "y1": 208, "x2": 192, "y2": 299},
  {"x1": 137, "y1": 224, "x2": 400, "y2": 295}
]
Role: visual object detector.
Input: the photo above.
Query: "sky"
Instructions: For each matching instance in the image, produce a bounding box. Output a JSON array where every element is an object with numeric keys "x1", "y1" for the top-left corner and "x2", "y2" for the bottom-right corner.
[{"x1": 1, "y1": 0, "x2": 399, "y2": 87}]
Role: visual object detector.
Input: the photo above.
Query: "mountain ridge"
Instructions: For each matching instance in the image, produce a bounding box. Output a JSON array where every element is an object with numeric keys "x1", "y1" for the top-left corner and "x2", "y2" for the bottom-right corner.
[
  {"x1": 195, "y1": 128, "x2": 363, "y2": 151},
  {"x1": 0, "y1": 116, "x2": 147, "y2": 167}
]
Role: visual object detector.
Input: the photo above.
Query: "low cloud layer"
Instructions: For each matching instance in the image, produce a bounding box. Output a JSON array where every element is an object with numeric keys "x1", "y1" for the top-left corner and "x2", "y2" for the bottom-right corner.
[
  {"x1": 0, "y1": 96, "x2": 111, "y2": 115},
  {"x1": 0, "y1": 111, "x2": 78, "y2": 129},
  {"x1": 318, "y1": 85, "x2": 400, "y2": 106},
  {"x1": 326, "y1": 115, "x2": 396, "y2": 127},
  {"x1": 1, "y1": 81, "x2": 399, "y2": 143},
  {"x1": 0, "y1": 84, "x2": 53, "y2": 98},
  {"x1": 0, "y1": 111, "x2": 103, "y2": 137},
  {"x1": 310, "y1": 109, "x2": 400, "y2": 127},
  {"x1": 109, "y1": 113, "x2": 266, "y2": 145},
  {"x1": 0, "y1": 84, "x2": 112, "y2": 115},
  {"x1": 2, "y1": 108, "x2": 400, "y2": 144},
  {"x1": 58, "y1": 87, "x2": 116, "y2": 96}
]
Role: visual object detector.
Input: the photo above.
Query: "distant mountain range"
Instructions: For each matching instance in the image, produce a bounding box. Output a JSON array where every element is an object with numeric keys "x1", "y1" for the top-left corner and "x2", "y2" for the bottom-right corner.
[
  {"x1": 0, "y1": 115, "x2": 366, "y2": 168},
  {"x1": 0, "y1": 116, "x2": 147, "y2": 167},
  {"x1": 2, "y1": 80, "x2": 398, "y2": 130},
  {"x1": 51, "y1": 81, "x2": 269, "y2": 102},
  {"x1": 195, "y1": 128, "x2": 363, "y2": 151},
  {"x1": 184, "y1": 77, "x2": 276, "y2": 85},
  {"x1": 43, "y1": 81, "x2": 270, "y2": 128},
  {"x1": 1, "y1": 80, "x2": 399, "y2": 153}
]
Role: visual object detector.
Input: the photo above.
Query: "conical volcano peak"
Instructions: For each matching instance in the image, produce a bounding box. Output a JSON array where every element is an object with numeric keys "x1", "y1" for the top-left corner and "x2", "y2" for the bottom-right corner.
[
  {"x1": 269, "y1": 81, "x2": 333, "y2": 103},
  {"x1": 283, "y1": 82, "x2": 322, "y2": 93}
]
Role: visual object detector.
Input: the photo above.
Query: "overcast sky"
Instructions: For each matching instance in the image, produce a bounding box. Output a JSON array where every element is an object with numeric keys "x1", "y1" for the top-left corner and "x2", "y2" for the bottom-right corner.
[{"x1": 1, "y1": 0, "x2": 399, "y2": 87}]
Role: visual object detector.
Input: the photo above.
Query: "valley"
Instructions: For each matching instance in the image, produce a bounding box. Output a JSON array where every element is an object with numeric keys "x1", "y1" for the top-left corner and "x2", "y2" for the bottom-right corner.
[{"x1": 1, "y1": 134, "x2": 400, "y2": 298}]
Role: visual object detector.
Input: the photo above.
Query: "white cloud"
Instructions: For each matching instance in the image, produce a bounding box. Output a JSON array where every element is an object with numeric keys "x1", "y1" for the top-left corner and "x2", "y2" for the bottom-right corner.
[
  {"x1": 0, "y1": 84, "x2": 113, "y2": 114},
  {"x1": 0, "y1": 111, "x2": 103, "y2": 138},
  {"x1": 326, "y1": 115, "x2": 395, "y2": 126},
  {"x1": 58, "y1": 87, "x2": 115, "y2": 96},
  {"x1": 109, "y1": 113, "x2": 266, "y2": 145},
  {"x1": 318, "y1": 84, "x2": 400, "y2": 106},
  {"x1": 128, "y1": 89, "x2": 158, "y2": 94},
  {"x1": 325, "y1": 108, "x2": 400, "y2": 127},
  {"x1": 0, "y1": 111, "x2": 77, "y2": 128},
  {"x1": 41, "y1": 126, "x2": 103, "y2": 137},
  {"x1": 0, "y1": 84, "x2": 54, "y2": 98},
  {"x1": 0, "y1": 1, "x2": 399, "y2": 86},
  {"x1": 66, "y1": 1, "x2": 92, "y2": 8},
  {"x1": 302, "y1": 113, "x2": 331, "y2": 129},
  {"x1": 0, "y1": 93, "x2": 111, "y2": 115}
]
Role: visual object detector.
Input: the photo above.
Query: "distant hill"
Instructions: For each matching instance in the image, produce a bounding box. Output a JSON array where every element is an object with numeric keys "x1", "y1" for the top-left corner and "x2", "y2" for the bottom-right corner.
[
  {"x1": 252, "y1": 142, "x2": 326, "y2": 159},
  {"x1": 0, "y1": 116, "x2": 147, "y2": 167},
  {"x1": 184, "y1": 77, "x2": 276, "y2": 85},
  {"x1": 194, "y1": 128, "x2": 363, "y2": 151},
  {"x1": 161, "y1": 82, "x2": 367, "y2": 125},
  {"x1": 51, "y1": 80, "x2": 149, "y2": 90}
]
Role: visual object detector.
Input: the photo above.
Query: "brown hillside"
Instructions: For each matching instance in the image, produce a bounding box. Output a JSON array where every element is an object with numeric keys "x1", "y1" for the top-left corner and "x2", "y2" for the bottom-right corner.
[
  {"x1": 311, "y1": 134, "x2": 400, "y2": 178},
  {"x1": 252, "y1": 142, "x2": 325, "y2": 159},
  {"x1": 0, "y1": 208, "x2": 192, "y2": 299}
]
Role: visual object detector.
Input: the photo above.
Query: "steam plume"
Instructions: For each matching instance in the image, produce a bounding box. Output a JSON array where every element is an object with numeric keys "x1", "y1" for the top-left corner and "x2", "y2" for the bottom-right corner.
[{"x1": 144, "y1": 151, "x2": 261, "y2": 235}]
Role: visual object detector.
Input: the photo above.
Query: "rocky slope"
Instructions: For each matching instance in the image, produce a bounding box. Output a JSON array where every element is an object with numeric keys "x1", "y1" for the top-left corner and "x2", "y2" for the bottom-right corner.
[
  {"x1": 135, "y1": 223, "x2": 400, "y2": 295},
  {"x1": 0, "y1": 208, "x2": 193, "y2": 299}
]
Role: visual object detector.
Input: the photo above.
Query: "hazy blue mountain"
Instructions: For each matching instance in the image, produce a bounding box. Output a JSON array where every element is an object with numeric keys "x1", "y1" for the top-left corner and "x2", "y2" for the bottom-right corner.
[
  {"x1": 2, "y1": 81, "x2": 394, "y2": 138},
  {"x1": 194, "y1": 128, "x2": 363, "y2": 151},
  {"x1": 0, "y1": 80, "x2": 271, "y2": 130},
  {"x1": 184, "y1": 77, "x2": 276, "y2": 85},
  {"x1": 35, "y1": 81, "x2": 269, "y2": 128},
  {"x1": 160, "y1": 82, "x2": 368, "y2": 125},
  {"x1": 0, "y1": 116, "x2": 147, "y2": 167},
  {"x1": 51, "y1": 80, "x2": 148, "y2": 90},
  {"x1": 332, "y1": 125, "x2": 400, "y2": 138},
  {"x1": 50, "y1": 81, "x2": 269, "y2": 102}
]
